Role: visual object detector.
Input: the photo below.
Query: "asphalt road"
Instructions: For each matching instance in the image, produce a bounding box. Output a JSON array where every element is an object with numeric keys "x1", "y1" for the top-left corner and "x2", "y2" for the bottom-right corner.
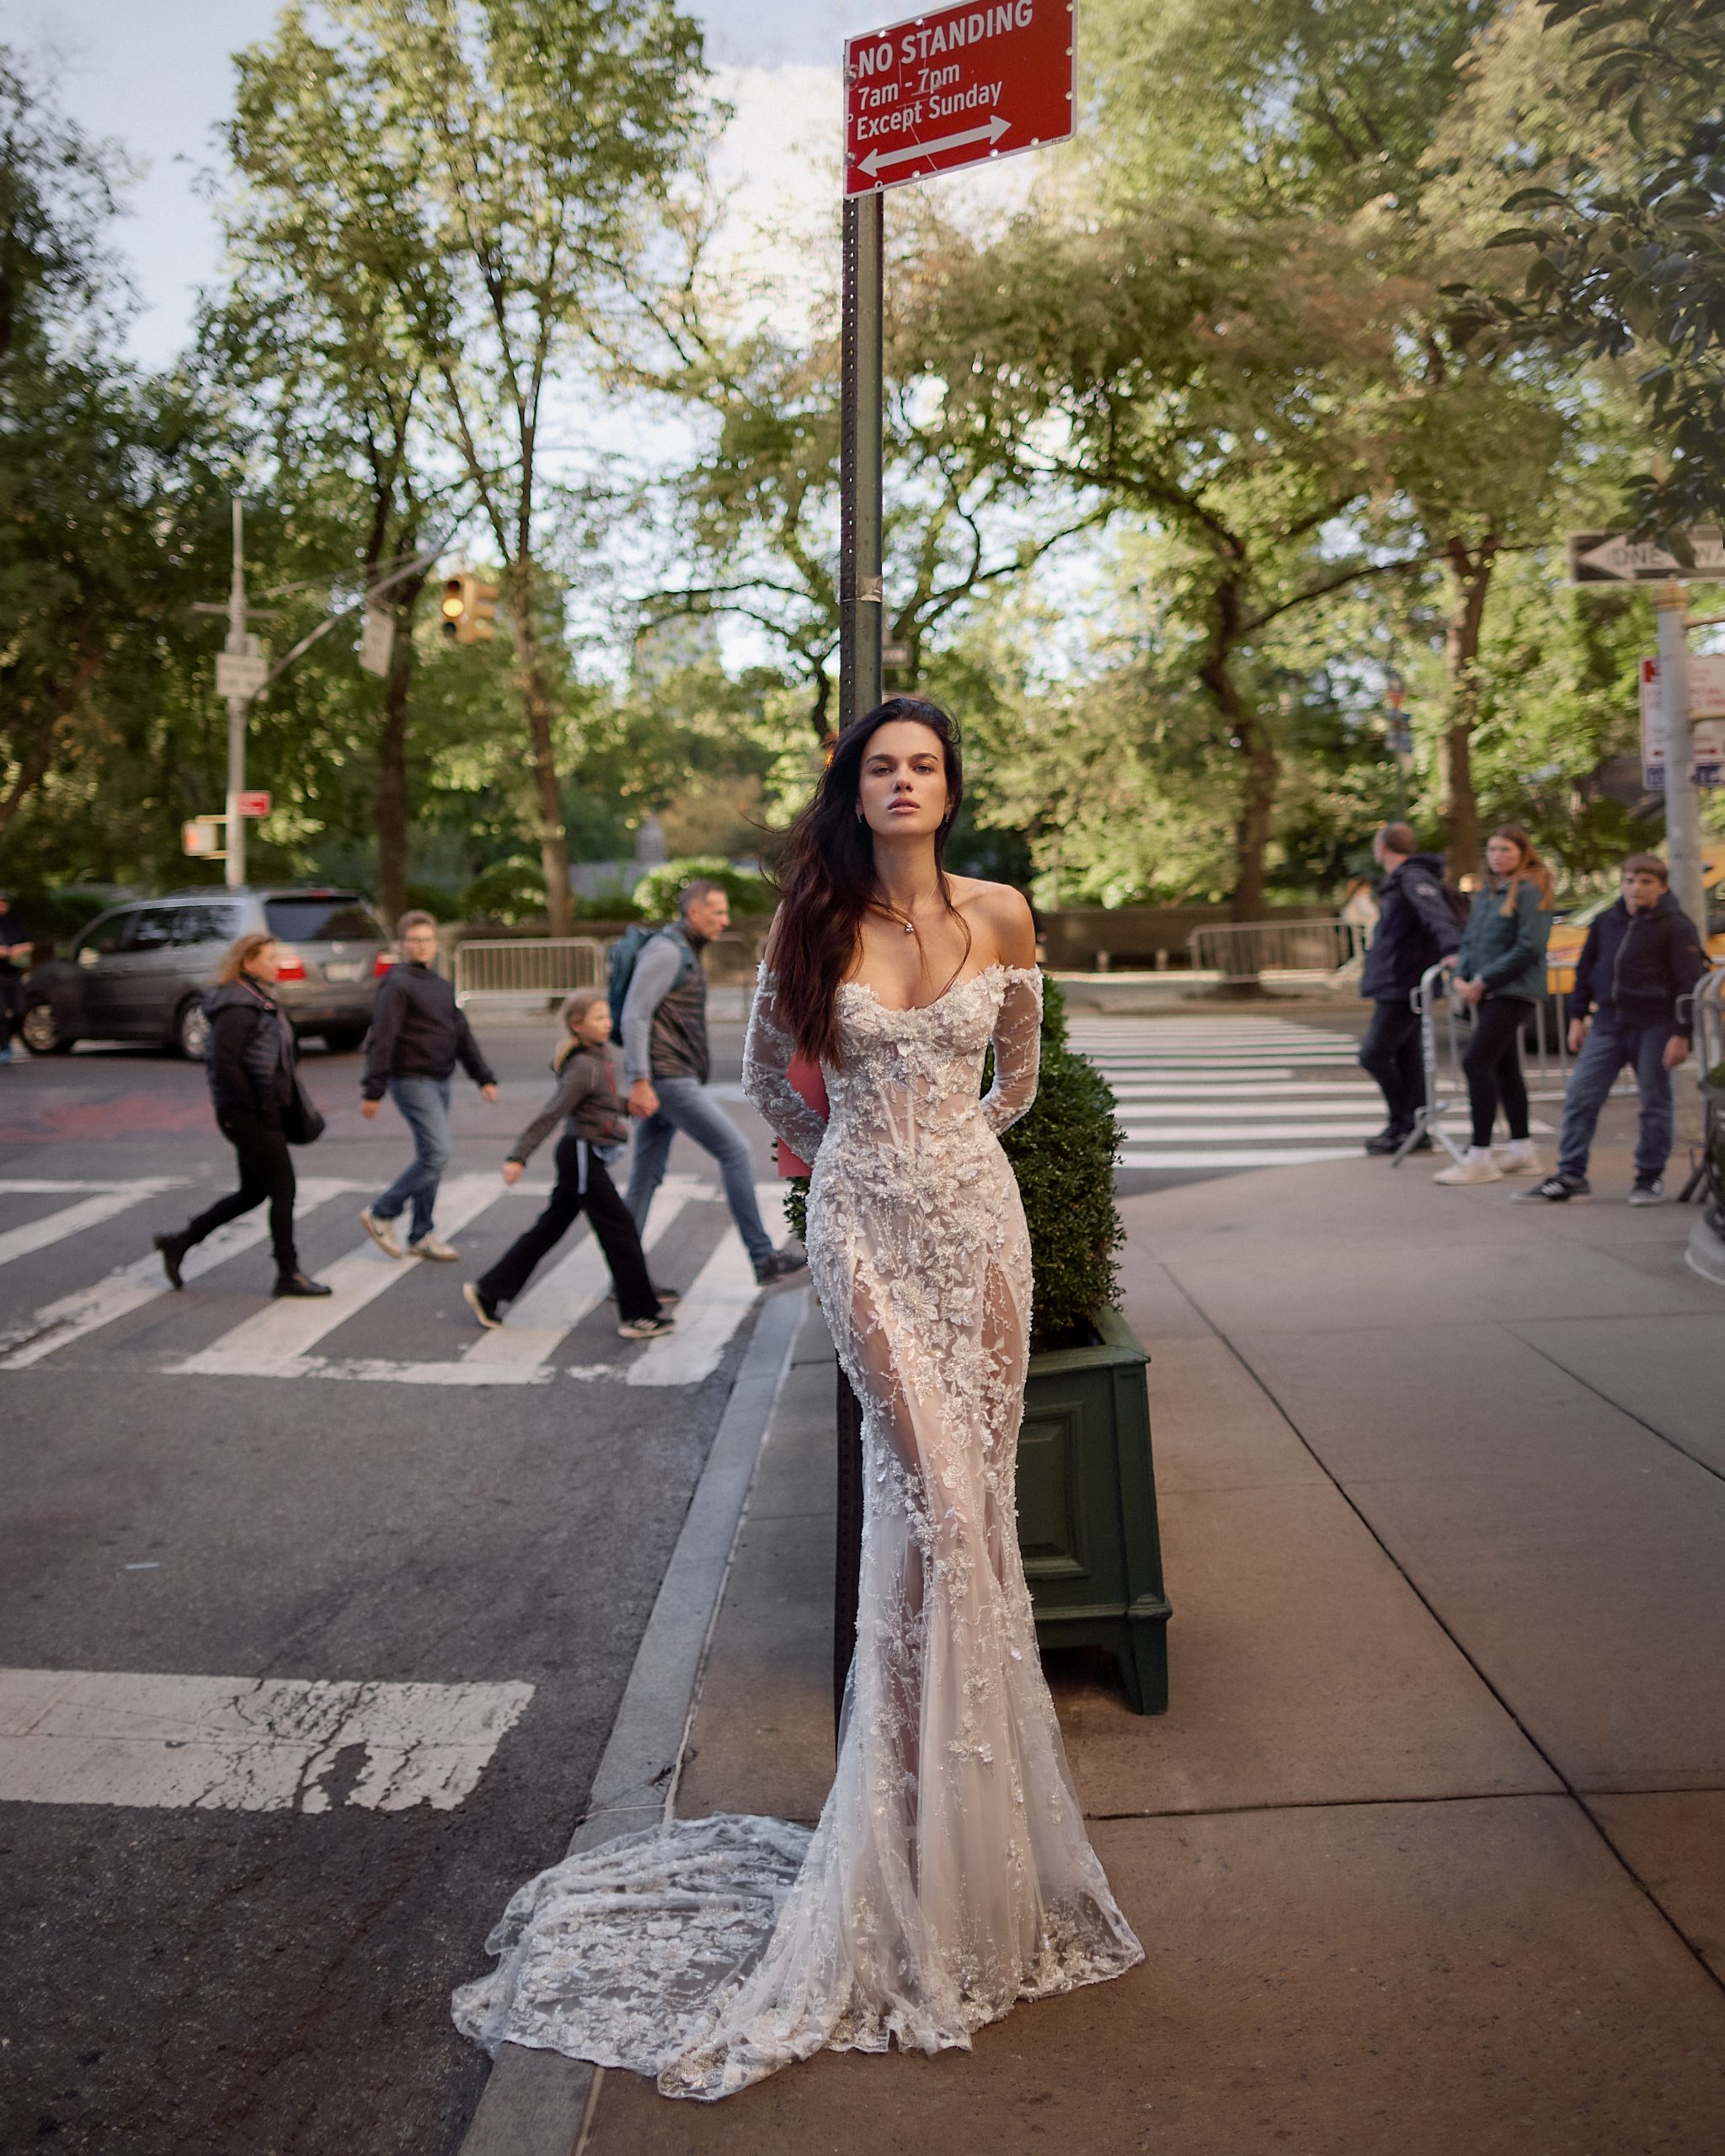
[{"x1": 0, "y1": 1023, "x2": 790, "y2": 2156}]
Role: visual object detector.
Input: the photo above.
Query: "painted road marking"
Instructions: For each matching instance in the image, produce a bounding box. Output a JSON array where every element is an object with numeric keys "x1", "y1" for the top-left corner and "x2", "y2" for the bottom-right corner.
[
  {"x1": 0, "y1": 1667, "x2": 533, "y2": 1812},
  {"x1": 460, "y1": 1174, "x2": 707, "y2": 1374},
  {"x1": 628, "y1": 1182, "x2": 783, "y2": 1389},
  {"x1": 0, "y1": 1181, "x2": 183, "y2": 1271},
  {"x1": 0, "y1": 1178, "x2": 363, "y2": 1369},
  {"x1": 168, "y1": 1174, "x2": 505, "y2": 1379}
]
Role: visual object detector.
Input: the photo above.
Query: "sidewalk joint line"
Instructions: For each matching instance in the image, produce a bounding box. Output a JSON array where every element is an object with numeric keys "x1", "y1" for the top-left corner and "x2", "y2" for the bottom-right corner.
[
  {"x1": 1507, "y1": 1324, "x2": 1725, "y2": 1490},
  {"x1": 1162, "y1": 1262, "x2": 1725, "y2": 2007}
]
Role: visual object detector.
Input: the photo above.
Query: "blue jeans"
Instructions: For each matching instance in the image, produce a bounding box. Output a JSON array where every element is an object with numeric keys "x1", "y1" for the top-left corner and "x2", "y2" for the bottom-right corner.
[
  {"x1": 1557, "y1": 1012, "x2": 1676, "y2": 1182},
  {"x1": 626, "y1": 1075, "x2": 773, "y2": 1267},
  {"x1": 372, "y1": 1075, "x2": 452, "y2": 1241}
]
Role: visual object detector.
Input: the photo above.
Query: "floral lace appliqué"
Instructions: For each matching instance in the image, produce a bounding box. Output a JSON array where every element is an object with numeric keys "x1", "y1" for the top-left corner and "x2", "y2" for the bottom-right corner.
[{"x1": 452, "y1": 963, "x2": 1142, "y2": 2100}]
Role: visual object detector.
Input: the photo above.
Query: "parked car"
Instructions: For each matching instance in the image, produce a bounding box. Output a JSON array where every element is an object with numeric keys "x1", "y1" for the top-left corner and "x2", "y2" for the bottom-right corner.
[{"x1": 20, "y1": 888, "x2": 392, "y2": 1059}]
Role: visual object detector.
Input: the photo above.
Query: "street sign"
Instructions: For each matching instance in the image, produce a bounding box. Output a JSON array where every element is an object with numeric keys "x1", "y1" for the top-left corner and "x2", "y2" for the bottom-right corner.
[
  {"x1": 215, "y1": 650, "x2": 269, "y2": 700},
  {"x1": 358, "y1": 609, "x2": 394, "y2": 678},
  {"x1": 236, "y1": 790, "x2": 272, "y2": 819},
  {"x1": 1568, "y1": 529, "x2": 1725, "y2": 584},
  {"x1": 844, "y1": 0, "x2": 1075, "y2": 195},
  {"x1": 1639, "y1": 655, "x2": 1725, "y2": 788}
]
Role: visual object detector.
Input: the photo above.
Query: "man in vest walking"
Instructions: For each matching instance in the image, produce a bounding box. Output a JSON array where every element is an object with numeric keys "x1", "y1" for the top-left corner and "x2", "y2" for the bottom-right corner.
[{"x1": 621, "y1": 879, "x2": 805, "y2": 1286}]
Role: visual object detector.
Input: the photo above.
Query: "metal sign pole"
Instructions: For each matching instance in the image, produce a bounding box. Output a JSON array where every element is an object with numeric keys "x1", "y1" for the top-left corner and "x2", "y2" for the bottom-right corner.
[
  {"x1": 225, "y1": 497, "x2": 249, "y2": 890},
  {"x1": 838, "y1": 191, "x2": 884, "y2": 734},
  {"x1": 1657, "y1": 581, "x2": 1709, "y2": 936},
  {"x1": 833, "y1": 187, "x2": 884, "y2": 1730}
]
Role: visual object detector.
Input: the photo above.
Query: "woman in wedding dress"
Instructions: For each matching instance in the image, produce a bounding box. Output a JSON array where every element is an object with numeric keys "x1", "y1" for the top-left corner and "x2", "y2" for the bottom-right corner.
[{"x1": 452, "y1": 698, "x2": 1141, "y2": 2100}]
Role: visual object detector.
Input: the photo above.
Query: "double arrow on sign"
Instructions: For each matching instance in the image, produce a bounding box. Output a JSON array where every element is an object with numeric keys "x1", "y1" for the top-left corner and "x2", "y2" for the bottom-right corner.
[{"x1": 857, "y1": 113, "x2": 1011, "y2": 179}]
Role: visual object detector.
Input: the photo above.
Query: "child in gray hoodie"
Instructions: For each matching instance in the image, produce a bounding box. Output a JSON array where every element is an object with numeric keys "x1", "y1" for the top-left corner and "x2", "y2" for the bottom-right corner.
[{"x1": 463, "y1": 990, "x2": 671, "y2": 1338}]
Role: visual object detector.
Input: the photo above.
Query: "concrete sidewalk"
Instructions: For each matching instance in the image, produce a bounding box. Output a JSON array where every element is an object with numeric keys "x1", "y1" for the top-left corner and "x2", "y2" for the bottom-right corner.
[{"x1": 580, "y1": 1124, "x2": 1725, "y2": 2155}]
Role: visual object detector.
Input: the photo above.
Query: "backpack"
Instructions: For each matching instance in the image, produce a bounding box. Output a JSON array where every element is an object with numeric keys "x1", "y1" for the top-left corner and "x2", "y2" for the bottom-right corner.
[
  {"x1": 1436, "y1": 882, "x2": 1471, "y2": 936},
  {"x1": 606, "y1": 923, "x2": 693, "y2": 1042}
]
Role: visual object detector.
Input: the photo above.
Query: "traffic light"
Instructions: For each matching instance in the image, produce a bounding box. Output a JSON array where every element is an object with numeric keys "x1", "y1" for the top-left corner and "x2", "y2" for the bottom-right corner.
[{"x1": 439, "y1": 573, "x2": 499, "y2": 645}]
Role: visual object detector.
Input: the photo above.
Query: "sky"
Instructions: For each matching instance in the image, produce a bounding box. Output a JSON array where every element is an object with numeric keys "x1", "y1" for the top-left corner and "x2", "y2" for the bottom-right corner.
[{"x1": 3, "y1": 0, "x2": 971, "y2": 366}]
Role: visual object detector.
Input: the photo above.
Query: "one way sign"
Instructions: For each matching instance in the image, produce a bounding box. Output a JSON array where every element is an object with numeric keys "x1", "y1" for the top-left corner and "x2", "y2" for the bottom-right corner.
[{"x1": 1567, "y1": 529, "x2": 1725, "y2": 583}]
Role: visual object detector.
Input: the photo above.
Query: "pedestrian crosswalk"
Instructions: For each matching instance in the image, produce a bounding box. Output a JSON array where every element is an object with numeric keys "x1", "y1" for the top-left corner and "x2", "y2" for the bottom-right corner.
[
  {"x1": 0, "y1": 1172, "x2": 789, "y2": 1390},
  {"x1": 1067, "y1": 1013, "x2": 1549, "y2": 1171}
]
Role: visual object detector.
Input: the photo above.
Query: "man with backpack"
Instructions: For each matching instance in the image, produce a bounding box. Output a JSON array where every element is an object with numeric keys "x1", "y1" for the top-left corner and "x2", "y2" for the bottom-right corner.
[
  {"x1": 616, "y1": 879, "x2": 806, "y2": 1286},
  {"x1": 1357, "y1": 822, "x2": 1466, "y2": 1154}
]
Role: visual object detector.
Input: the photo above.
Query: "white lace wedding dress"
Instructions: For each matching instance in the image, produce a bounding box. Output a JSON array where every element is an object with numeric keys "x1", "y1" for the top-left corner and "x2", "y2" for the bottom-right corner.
[{"x1": 451, "y1": 963, "x2": 1142, "y2": 2100}]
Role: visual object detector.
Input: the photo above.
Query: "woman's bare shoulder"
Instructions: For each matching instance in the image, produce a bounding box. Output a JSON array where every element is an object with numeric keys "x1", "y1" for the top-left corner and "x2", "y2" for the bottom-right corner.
[{"x1": 950, "y1": 877, "x2": 1036, "y2": 965}]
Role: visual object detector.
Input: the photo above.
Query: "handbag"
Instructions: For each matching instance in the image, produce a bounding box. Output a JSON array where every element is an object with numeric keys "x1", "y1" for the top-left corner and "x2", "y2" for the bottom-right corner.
[{"x1": 281, "y1": 1073, "x2": 326, "y2": 1146}]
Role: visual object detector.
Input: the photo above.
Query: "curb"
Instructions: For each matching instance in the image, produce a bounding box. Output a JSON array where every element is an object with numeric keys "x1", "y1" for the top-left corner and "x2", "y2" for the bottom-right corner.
[
  {"x1": 456, "y1": 1283, "x2": 809, "y2": 2156},
  {"x1": 1685, "y1": 1207, "x2": 1725, "y2": 1288}
]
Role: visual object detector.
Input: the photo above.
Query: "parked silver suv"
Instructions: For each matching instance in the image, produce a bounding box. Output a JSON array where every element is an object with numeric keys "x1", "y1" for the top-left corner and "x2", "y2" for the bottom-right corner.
[{"x1": 21, "y1": 888, "x2": 391, "y2": 1059}]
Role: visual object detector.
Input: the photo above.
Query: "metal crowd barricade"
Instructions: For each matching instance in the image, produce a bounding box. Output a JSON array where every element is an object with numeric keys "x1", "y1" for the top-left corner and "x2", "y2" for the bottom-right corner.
[
  {"x1": 451, "y1": 936, "x2": 609, "y2": 1017},
  {"x1": 1186, "y1": 918, "x2": 1367, "y2": 984},
  {"x1": 1395, "y1": 964, "x2": 1469, "y2": 1166},
  {"x1": 1395, "y1": 960, "x2": 1639, "y2": 1168},
  {"x1": 1678, "y1": 963, "x2": 1725, "y2": 1209}
]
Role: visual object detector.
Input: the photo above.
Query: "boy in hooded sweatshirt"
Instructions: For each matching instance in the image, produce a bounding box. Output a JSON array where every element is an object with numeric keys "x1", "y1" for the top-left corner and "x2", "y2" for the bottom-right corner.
[
  {"x1": 462, "y1": 989, "x2": 672, "y2": 1338},
  {"x1": 1523, "y1": 854, "x2": 1705, "y2": 1204}
]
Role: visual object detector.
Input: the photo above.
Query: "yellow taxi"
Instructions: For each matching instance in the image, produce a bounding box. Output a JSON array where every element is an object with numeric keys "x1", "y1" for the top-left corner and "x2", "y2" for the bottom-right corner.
[{"x1": 1546, "y1": 841, "x2": 1725, "y2": 995}]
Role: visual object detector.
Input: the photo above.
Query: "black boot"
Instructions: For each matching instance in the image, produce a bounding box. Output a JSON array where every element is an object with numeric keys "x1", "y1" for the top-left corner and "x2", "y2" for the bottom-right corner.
[
  {"x1": 272, "y1": 1271, "x2": 334, "y2": 1299},
  {"x1": 154, "y1": 1230, "x2": 192, "y2": 1289},
  {"x1": 1363, "y1": 1126, "x2": 1402, "y2": 1155}
]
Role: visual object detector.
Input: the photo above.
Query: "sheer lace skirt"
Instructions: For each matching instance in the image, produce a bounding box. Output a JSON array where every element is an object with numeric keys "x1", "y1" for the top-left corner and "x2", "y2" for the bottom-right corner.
[{"x1": 452, "y1": 969, "x2": 1141, "y2": 2100}]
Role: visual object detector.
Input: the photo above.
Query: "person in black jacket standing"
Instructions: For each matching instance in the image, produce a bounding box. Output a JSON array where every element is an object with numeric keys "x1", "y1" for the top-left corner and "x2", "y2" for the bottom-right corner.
[
  {"x1": 462, "y1": 990, "x2": 672, "y2": 1337},
  {"x1": 359, "y1": 911, "x2": 498, "y2": 1261},
  {"x1": 1356, "y1": 822, "x2": 1463, "y2": 1153},
  {"x1": 1523, "y1": 853, "x2": 1706, "y2": 1204},
  {"x1": 152, "y1": 931, "x2": 331, "y2": 1297}
]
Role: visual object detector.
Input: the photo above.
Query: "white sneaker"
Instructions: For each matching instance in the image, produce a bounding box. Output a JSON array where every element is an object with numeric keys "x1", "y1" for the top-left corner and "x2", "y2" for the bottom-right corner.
[
  {"x1": 1492, "y1": 1139, "x2": 1543, "y2": 1176},
  {"x1": 408, "y1": 1233, "x2": 460, "y2": 1261},
  {"x1": 360, "y1": 1209, "x2": 404, "y2": 1259},
  {"x1": 1433, "y1": 1147, "x2": 1503, "y2": 1186}
]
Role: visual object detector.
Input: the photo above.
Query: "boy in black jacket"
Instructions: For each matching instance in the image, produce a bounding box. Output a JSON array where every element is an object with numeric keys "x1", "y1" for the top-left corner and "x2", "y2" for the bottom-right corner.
[
  {"x1": 1524, "y1": 854, "x2": 1706, "y2": 1204},
  {"x1": 359, "y1": 912, "x2": 498, "y2": 1260}
]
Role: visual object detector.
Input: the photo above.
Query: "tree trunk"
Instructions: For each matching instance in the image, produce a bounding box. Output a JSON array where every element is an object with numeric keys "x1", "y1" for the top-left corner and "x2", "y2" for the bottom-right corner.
[
  {"x1": 1439, "y1": 536, "x2": 1495, "y2": 878},
  {"x1": 1196, "y1": 578, "x2": 1279, "y2": 918},
  {"x1": 376, "y1": 576, "x2": 422, "y2": 928},
  {"x1": 508, "y1": 559, "x2": 573, "y2": 937},
  {"x1": 1197, "y1": 576, "x2": 1279, "y2": 993}
]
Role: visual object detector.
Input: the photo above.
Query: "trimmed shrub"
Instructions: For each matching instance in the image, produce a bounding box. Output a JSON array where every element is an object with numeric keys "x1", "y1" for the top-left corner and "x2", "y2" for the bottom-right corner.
[{"x1": 779, "y1": 971, "x2": 1123, "y2": 1353}]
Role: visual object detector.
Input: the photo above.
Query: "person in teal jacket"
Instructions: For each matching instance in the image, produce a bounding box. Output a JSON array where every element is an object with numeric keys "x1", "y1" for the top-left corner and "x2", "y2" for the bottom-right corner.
[{"x1": 1434, "y1": 825, "x2": 1556, "y2": 1186}]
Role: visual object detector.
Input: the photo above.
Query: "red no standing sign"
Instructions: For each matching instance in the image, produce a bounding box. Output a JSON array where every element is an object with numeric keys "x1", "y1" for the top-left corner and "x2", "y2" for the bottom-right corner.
[{"x1": 844, "y1": 0, "x2": 1075, "y2": 195}]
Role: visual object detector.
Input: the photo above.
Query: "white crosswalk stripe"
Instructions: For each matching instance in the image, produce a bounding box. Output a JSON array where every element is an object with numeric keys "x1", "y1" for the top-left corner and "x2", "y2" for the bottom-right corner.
[
  {"x1": 0, "y1": 1177, "x2": 363, "y2": 1369},
  {"x1": 1068, "y1": 1013, "x2": 1549, "y2": 1171},
  {"x1": 0, "y1": 1666, "x2": 532, "y2": 1813},
  {"x1": 458, "y1": 1173, "x2": 706, "y2": 1379},
  {"x1": 628, "y1": 1182, "x2": 788, "y2": 1389},
  {"x1": 0, "y1": 1169, "x2": 785, "y2": 1390},
  {"x1": 0, "y1": 1179, "x2": 185, "y2": 1272}
]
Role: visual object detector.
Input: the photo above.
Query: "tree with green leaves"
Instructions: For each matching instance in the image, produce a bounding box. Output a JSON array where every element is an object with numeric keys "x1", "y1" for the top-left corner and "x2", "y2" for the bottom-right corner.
[
  {"x1": 905, "y1": 205, "x2": 1417, "y2": 918},
  {"x1": 1456, "y1": 0, "x2": 1725, "y2": 541},
  {"x1": 225, "y1": 0, "x2": 711, "y2": 934},
  {"x1": 1080, "y1": 0, "x2": 1575, "y2": 873}
]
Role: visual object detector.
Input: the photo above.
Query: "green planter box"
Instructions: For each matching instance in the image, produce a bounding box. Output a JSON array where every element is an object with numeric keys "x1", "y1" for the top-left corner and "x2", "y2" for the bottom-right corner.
[{"x1": 1017, "y1": 1306, "x2": 1170, "y2": 1714}]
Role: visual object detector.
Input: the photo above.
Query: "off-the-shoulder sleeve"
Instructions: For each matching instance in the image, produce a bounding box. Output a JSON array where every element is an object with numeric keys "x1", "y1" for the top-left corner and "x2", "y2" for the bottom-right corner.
[
  {"x1": 742, "y1": 966, "x2": 830, "y2": 1164},
  {"x1": 980, "y1": 968, "x2": 1042, "y2": 1134}
]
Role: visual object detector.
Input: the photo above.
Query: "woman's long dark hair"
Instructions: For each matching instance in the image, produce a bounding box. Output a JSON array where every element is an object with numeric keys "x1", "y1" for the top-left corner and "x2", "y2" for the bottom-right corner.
[{"x1": 772, "y1": 698, "x2": 964, "y2": 1064}]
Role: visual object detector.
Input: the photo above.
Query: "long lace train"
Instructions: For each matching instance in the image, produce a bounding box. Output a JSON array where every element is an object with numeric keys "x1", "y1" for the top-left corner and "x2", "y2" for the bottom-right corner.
[{"x1": 452, "y1": 964, "x2": 1142, "y2": 2099}]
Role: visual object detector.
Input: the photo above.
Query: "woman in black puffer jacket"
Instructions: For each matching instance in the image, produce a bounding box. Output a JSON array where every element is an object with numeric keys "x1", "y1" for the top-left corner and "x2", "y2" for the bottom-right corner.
[{"x1": 152, "y1": 931, "x2": 331, "y2": 1298}]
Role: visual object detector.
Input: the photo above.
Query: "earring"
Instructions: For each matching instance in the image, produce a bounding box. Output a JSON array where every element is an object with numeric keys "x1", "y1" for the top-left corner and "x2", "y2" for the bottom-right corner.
[{"x1": 855, "y1": 804, "x2": 864, "y2": 822}]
